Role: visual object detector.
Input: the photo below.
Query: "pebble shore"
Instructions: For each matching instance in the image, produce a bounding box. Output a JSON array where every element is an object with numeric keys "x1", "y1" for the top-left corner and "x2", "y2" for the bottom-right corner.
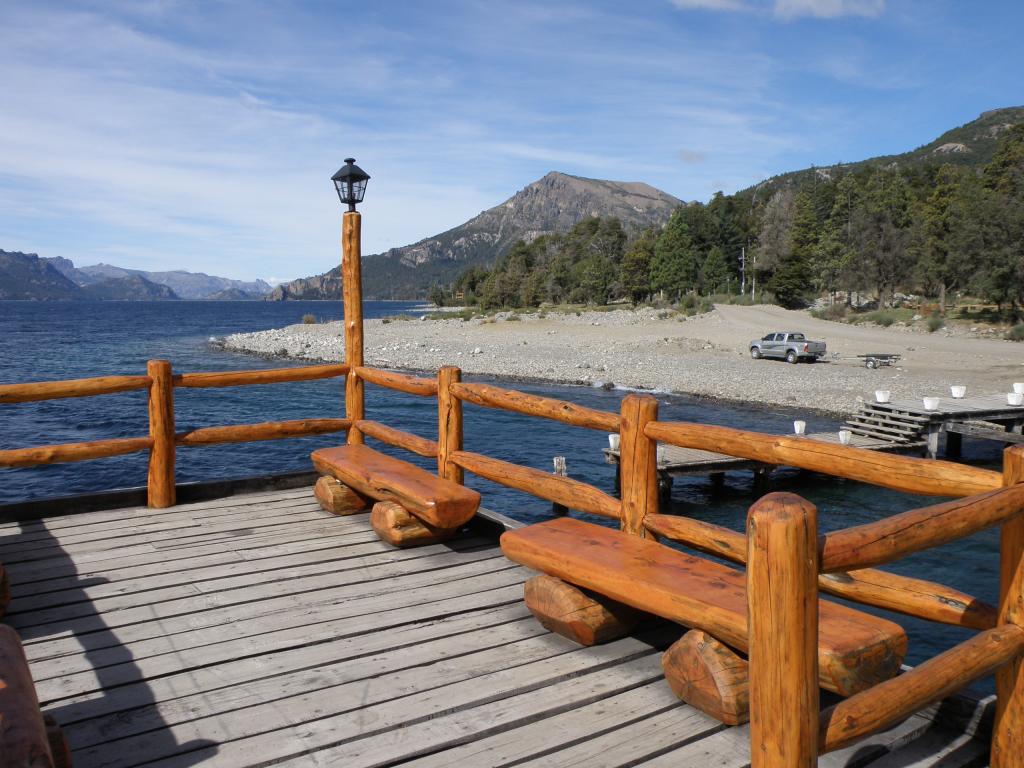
[{"x1": 218, "y1": 306, "x2": 1024, "y2": 416}]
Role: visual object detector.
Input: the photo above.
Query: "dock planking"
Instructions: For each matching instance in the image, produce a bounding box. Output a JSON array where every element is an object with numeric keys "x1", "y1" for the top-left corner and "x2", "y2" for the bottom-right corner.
[{"x1": 2, "y1": 485, "x2": 988, "y2": 767}]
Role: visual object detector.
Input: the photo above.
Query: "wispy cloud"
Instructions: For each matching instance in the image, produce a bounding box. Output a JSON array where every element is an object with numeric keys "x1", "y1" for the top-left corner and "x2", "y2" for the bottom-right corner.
[
  {"x1": 670, "y1": 0, "x2": 749, "y2": 11},
  {"x1": 0, "y1": 0, "x2": 1011, "y2": 281},
  {"x1": 774, "y1": 0, "x2": 886, "y2": 19},
  {"x1": 670, "y1": 0, "x2": 887, "y2": 19}
]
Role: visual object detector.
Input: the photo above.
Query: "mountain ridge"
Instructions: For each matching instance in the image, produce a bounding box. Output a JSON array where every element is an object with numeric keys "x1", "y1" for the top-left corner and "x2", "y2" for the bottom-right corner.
[
  {"x1": 1, "y1": 251, "x2": 270, "y2": 301},
  {"x1": 267, "y1": 171, "x2": 683, "y2": 300}
]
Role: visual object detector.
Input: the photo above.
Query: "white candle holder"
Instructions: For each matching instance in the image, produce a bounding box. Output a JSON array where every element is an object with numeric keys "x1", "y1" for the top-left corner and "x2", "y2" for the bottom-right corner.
[
  {"x1": 875, "y1": 390, "x2": 890, "y2": 403},
  {"x1": 950, "y1": 385, "x2": 966, "y2": 399},
  {"x1": 838, "y1": 429, "x2": 852, "y2": 445},
  {"x1": 608, "y1": 434, "x2": 620, "y2": 451},
  {"x1": 793, "y1": 420, "x2": 806, "y2": 435},
  {"x1": 923, "y1": 397, "x2": 940, "y2": 411},
  {"x1": 1008, "y1": 393, "x2": 1024, "y2": 407},
  {"x1": 1014, "y1": 383, "x2": 1024, "y2": 395}
]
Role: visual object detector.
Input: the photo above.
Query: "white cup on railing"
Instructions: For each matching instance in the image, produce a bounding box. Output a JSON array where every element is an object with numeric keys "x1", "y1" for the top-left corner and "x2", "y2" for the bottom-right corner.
[
  {"x1": 1009, "y1": 393, "x2": 1024, "y2": 407},
  {"x1": 838, "y1": 429, "x2": 852, "y2": 445},
  {"x1": 923, "y1": 397, "x2": 940, "y2": 411},
  {"x1": 875, "y1": 390, "x2": 890, "y2": 403},
  {"x1": 793, "y1": 420, "x2": 806, "y2": 435},
  {"x1": 1014, "y1": 382, "x2": 1024, "y2": 395},
  {"x1": 950, "y1": 385, "x2": 966, "y2": 399},
  {"x1": 608, "y1": 433, "x2": 620, "y2": 451}
]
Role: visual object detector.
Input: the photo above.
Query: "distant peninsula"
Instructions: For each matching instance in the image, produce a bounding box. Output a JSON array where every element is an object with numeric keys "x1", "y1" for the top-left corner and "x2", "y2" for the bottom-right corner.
[{"x1": 0, "y1": 250, "x2": 272, "y2": 301}]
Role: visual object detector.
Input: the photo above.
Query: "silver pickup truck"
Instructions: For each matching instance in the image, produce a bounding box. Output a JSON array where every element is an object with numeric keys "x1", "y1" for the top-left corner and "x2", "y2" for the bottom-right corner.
[{"x1": 749, "y1": 332, "x2": 827, "y2": 363}]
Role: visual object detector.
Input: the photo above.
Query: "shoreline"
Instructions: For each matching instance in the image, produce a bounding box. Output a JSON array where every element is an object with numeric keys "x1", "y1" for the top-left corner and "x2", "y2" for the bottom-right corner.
[{"x1": 219, "y1": 304, "x2": 1024, "y2": 419}]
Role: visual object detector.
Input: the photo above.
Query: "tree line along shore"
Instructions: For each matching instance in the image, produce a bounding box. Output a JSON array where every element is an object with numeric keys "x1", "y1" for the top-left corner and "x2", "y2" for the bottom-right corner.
[{"x1": 439, "y1": 124, "x2": 1024, "y2": 337}]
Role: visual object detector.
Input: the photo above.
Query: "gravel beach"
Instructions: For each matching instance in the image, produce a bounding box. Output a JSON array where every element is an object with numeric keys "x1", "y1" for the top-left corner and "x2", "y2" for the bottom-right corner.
[{"x1": 221, "y1": 304, "x2": 1024, "y2": 415}]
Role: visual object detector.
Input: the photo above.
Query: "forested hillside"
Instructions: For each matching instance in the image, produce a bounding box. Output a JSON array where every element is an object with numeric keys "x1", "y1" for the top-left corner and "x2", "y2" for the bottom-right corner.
[{"x1": 455, "y1": 112, "x2": 1024, "y2": 319}]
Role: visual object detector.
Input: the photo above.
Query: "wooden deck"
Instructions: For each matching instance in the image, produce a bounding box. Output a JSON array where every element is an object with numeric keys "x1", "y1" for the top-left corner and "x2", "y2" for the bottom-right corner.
[{"x1": 0, "y1": 485, "x2": 991, "y2": 767}]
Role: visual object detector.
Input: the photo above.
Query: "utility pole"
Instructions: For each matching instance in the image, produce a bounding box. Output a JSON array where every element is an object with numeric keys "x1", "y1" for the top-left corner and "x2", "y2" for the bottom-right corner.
[{"x1": 739, "y1": 246, "x2": 746, "y2": 296}]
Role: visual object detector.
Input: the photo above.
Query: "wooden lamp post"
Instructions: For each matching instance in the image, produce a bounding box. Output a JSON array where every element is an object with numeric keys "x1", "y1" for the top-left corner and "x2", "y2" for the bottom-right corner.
[{"x1": 332, "y1": 158, "x2": 371, "y2": 444}]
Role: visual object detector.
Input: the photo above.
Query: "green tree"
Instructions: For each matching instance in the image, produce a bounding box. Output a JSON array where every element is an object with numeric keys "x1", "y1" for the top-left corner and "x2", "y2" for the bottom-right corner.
[
  {"x1": 620, "y1": 228, "x2": 657, "y2": 304},
  {"x1": 651, "y1": 208, "x2": 698, "y2": 299},
  {"x1": 700, "y1": 245, "x2": 730, "y2": 294},
  {"x1": 769, "y1": 190, "x2": 815, "y2": 307},
  {"x1": 917, "y1": 165, "x2": 984, "y2": 314},
  {"x1": 428, "y1": 283, "x2": 446, "y2": 307}
]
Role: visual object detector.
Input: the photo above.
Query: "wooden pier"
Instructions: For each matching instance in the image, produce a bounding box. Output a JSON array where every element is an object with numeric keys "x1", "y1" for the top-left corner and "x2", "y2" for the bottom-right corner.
[
  {"x1": 871, "y1": 394, "x2": 1024, "y2": 458},
  {"x1": 0, "y1": 483, "x2": 994, "y2": 768}
]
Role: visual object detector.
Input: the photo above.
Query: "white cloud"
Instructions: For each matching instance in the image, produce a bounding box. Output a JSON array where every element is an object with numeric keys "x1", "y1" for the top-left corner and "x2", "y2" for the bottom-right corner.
[
  {"x1": 773, "y1": 0, "x2": 886, "y2": 19},
  {"x1": 670, "y1": 0, "x2": 749, "y2": 10}
]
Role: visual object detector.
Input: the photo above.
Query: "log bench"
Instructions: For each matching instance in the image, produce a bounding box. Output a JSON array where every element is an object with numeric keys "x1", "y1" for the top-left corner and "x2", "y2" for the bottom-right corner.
[
  {"x1": 501, "y1": 517, "x2": 907, "y2": 721},
  {"x1": 311, "y1": 444, "x2": 481, "y2": 546},
  {"x1": 1, "y1": 624, "x2": 59, "y2": 767}
]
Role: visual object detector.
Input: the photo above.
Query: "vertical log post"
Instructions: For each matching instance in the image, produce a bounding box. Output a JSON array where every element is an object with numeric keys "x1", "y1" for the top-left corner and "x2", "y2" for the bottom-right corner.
[
  {"x1": 147, "y1": 359, "x2": 175, "y2": 508},
  {"x1": 342, "y1": 210, "x2": 365, "y2": 444},
  {"x1": 619, "y1": 394, "x2": 659, "y2": 536},
  {"x1": 437, "y1": 366, "x2": 463, "y2": 484},
  {"x1": 747, "y1": 492, "x2": 819, "y2": 768},
  {"x1": 993, "y1": 445, "x2": 1024, "y2": 767}
]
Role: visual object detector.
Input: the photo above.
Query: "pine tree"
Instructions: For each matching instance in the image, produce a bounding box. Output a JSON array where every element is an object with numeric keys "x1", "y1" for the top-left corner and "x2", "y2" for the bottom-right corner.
[
  {"x1": 650, "y1": 208, "x2": 697, "y2": 299},
  {"x1": 769, "y1": 190, "x2": 815, "y2": 308},
  {"x1": 620, "y1": 228, "x2": 657, "y2": 304},
  {"x1": 700, "y1": 246, "x2": 730, "y2": 294}
]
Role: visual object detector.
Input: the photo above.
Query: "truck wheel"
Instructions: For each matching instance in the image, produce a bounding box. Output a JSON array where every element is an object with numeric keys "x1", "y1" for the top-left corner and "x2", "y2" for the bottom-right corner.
[
  {"x1": 750, "y1": 347, "x2": 761, "y2": 360},
  {"x1": 786, "y1": 350, "x2": 798, "y2": 364},
  {"x1": 866, "y1": 359, "x2": 877, "y2": 369}
]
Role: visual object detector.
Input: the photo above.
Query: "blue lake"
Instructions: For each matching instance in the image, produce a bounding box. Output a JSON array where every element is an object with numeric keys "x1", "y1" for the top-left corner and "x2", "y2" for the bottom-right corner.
[{"x1": 0, "y1": 299, "x2": 1007, "y2": 675}]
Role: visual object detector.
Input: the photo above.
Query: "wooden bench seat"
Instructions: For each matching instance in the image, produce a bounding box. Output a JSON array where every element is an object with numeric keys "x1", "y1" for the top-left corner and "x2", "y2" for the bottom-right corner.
[
  {"x1": 311, "y1": 444, "x2": 480, "y2": 529},
  {"x1": 500, "y1": 517, "x2": 907, "y2": 697}
]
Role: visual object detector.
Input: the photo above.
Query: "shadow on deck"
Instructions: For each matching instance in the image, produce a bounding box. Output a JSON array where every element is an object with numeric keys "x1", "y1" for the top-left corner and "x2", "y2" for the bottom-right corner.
[{"x1": 0, "y1": 484, "x2": 992, "y2": 767}]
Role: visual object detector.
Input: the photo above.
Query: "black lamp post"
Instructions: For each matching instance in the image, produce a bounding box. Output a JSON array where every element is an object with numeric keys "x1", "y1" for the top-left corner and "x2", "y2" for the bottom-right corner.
[{"x1": 331, "y1": 158, "x2": 370, "y2": 212}]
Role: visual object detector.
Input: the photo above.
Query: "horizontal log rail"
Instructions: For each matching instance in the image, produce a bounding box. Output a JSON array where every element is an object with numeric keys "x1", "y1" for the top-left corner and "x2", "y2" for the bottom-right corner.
[
  {"x1": 821, "y1": 483, "x2": 1024, "y2": 572},
  {"x1": 0, "y1": 437, "x2": 154, "y2": 469},
  {"x1": 355, "y1": 366, "x2": 438, "y2": 397},
  {"x1": 645, "y1": 513, "x2": 997, "y2": 629},
  {"x1": 356, "y1": 419, "x2": 439, "y2": 458},
  {"x1": 176, "y1": 418, "x2": 351, "y2": 447},
  {"x1": 451, "y1": 381, "x2": 620, "y2": 432},
  {"x1": 645, "y1": 421, "x2": 1002, "y2": 498},
  {"x1": 174, "y1": 363, "x2": 348, "y2": 389},
  {"x1": 450, "y1": 450, "x2": 621, "y2": 520},
  {"x1": 819, "y1": 624, "x2": 1024, "y2": 752},
  {"x1": 0, "y1": 374, "x2": 151, "y2": 404}
]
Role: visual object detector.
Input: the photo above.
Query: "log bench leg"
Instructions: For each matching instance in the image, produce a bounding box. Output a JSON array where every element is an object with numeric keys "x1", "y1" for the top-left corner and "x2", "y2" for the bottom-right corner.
[
  {"x1": 314, "y1": 476, "x2": 369, "y2": 515},
  {"x1": 370, "y1": 501, "x2": 457, "y2": 548},
  {"x1": 523, "y1": 574, "x2": 640, "y2": 646},
  {"x1": 1, "y1": 562, "x2": 9, "y2": 618},
  {"x1": 43, "y1": 715, "x2": 72, "y2": 768},
  {"x1": 662, "y1": 629, "x2": 750, "y2": 725}
]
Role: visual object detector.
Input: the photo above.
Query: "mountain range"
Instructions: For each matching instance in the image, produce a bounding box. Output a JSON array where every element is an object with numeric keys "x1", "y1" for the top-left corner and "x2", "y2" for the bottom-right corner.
[
  {"x1": 270, "y1": 106, "x2": 1024, "y2": 301},
  {"x1": 267, "y1": 171, "x2": 683, "y2": 300},
  {"x1": 0, "y1": 252, "x2": 271, "y2": 301}
]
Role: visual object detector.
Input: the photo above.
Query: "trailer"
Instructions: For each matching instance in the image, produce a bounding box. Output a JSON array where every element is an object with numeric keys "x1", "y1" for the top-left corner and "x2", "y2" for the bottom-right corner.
[{"x1": 831, "y1": 352, "x2": 902, "y2": 369}]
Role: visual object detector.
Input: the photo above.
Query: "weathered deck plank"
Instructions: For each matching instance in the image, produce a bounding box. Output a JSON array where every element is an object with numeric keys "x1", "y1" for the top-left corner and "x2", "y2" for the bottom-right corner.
[{"x1": 1, "y1": 485, "x2": 990, "y2": 768}]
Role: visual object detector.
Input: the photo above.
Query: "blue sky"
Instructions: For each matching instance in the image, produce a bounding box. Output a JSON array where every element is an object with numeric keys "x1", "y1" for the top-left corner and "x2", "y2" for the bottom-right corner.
[{"x1": 1, "y1": 0, "x2": 1021, "y2": 284}]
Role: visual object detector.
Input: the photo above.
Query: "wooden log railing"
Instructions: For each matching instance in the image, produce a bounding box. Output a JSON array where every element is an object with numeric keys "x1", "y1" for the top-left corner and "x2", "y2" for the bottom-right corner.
[
  {"x1": 0, "y1": 374, "x2": 151, "y2": 404},
  {"x1": 450, "y1": 380, "x2": 620, "y2": 432},
  {"x1": 355, "y1": 420, "x2": 438, "y2": 458},
  {"x1": 450, "y1": 450, "x2": 621, "y2": 520},
  {"x1": 177, "y1": 419, "x2": 352, "y2": 447},
  {"x1": 646, "y1": 421, "x2": 1002, "y2": 498},
  {"x1": 645, "y1": 513, "x2": 999, "y2": 630},
  {"x1": 0, "y1": 360, "x2": 351, "y2": 508},
  {"x1": 355, "y1": 366, "x2": 439, "y2": 397}
]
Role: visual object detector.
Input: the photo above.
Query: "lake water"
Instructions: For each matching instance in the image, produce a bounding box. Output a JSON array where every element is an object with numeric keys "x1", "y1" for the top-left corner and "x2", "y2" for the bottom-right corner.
[{"x1": 0, "y1": 300, "x2": 1007, "y2": 674}]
